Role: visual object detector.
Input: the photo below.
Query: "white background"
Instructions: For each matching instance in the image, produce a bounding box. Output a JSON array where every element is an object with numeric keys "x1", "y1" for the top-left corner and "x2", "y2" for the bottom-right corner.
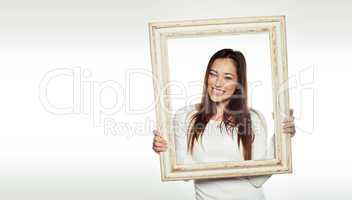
[{"x1": 0, "y1": 0, "x2": 351, "y2": 199}]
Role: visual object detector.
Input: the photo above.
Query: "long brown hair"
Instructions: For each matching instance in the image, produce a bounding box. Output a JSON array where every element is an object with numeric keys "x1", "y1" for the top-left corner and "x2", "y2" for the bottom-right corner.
[{"x1": 187, "y1": 48, "x2": 255, "y2": 160}]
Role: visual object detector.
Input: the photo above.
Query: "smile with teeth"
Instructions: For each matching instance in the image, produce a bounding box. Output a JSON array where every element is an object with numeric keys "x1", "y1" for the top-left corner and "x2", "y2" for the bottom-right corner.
[{"x1": 212, "y1": 88, "x2": 225, "y2": 96}]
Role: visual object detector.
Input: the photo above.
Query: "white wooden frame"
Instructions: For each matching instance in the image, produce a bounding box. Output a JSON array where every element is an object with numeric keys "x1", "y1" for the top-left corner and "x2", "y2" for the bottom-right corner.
[{"x1": 149, "y1": 15, "x2": 292, "y2": 181}]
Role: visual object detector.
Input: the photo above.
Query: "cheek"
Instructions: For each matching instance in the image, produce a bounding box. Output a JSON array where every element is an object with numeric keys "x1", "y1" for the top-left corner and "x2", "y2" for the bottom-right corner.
[
  {"x1": 224, "y1": 82, "x2": 237, "y2": 94},
  {"x1": 207, "y1": 76, "x2": 215, "y2": 87},
  {"x1": 207, "y1": 76, "x2": 214, "y2": 83}
]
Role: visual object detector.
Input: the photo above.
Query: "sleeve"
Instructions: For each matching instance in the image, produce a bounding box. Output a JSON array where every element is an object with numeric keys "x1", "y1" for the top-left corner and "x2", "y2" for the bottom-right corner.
[
  {"x1": 173, "y1": 106, "x2": 194, "y2": 165},
  {"x1": 245, "y1": 109, "x2": 275, "y2": 188}
]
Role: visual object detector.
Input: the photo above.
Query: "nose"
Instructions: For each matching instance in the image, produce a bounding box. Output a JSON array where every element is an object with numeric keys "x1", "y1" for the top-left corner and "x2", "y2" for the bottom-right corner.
[{"x1": 214, "y1": 77, "x2": 224, "y2": 87}]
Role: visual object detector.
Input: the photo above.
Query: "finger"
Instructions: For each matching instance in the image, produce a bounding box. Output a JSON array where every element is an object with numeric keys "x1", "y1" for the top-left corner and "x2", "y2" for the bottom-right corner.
[
  {"x1": 283, "y1": 128, "x2": 296, "y2": 135},
  {"x1": 154, "y1": 140, "x2": 167, "y2": 147},
  {"x1": 284, "y1": 132, "x2": 295, "y2": 138},
  {"x1": 288, "y1": 129, "x2": 296, "y2": 137},
  {"x1": 153, "y1": 142, "x2": 167, "y2": 148},
  {"x1": 282, "y1": 127, "x2": 295, "y2": 134},
  {"x1": 282, "y1": 122, "x2": 295, "y2": 129},
  {"x1": 153, "y1": 131, "x2": 167, "y2": 141},
  {"x1": 154, "y1": 137, "x2": 167, "y2": 144},
  {"x1": 289, "y1": 109, "x2": 294, "y2": 117},
  {"x1": 282, "y1": 130, "x2": 294, "y2": 138},
  {"x1": 283, "y1": 125, "x2": 295, "y2": 131},
  {"x1": 153, "y1": 143, "x2": 164, "y2": 148},
  {"x1": 153, "y1": 130, "x2": 166, "y2": 141},
  {"x1": 152, "y1": 146, "x2": 161, "y2": 154},
  {"x1": 153, "y1": 146, "x2": 167, "y2": 153},
  {"x1": 282, "y1": 116, "x2": 294, "y2": 123},
  {"x1": 155, "y1": 134, "x2": 166, "y2": 141},
  {"x1": 155, "y1": 146, "x2": 167, "y2": 151},
  {"x1": 154, "y1": 139, "x2": 168, "y2": 145},
  {"x1": 153, "y1": 140, "x2": 168, "y2": 148}
]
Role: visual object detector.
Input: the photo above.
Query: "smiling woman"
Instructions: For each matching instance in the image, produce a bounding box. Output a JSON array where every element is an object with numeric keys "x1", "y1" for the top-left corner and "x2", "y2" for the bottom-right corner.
[{"x1": 187, "y1": 49, "x2": 255, "y2": 160}]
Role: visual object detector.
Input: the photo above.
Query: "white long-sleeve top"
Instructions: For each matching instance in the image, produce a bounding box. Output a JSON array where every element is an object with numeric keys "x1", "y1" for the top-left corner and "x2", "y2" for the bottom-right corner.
[{"x1": 173, "y1": 104, "x2": 275, "y2": 200}]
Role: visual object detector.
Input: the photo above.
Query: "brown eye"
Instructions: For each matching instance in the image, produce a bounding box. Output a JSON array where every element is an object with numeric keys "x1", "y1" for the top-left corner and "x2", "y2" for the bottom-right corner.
[{"x1": 209, "y1": 72, "x2": 217, "y2": 77}]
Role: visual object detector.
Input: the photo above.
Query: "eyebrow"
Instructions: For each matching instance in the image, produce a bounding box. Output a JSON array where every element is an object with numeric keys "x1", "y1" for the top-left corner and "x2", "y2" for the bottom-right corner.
[
  {"x1": 224, "y1": 73, "x2": 235, "y2": 76},
  {"x1": 209, "y1": 69, "x2": 235, "y2": 77}
]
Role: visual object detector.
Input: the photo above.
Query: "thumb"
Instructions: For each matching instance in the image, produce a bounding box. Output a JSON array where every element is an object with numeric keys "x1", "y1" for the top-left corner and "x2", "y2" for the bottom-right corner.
[
  {"x1": 153, "y1": 130, "x2": 161, "y2": 136},
  {"x1": 289, "y1": 109, "x2": 294, "y2": 117}
]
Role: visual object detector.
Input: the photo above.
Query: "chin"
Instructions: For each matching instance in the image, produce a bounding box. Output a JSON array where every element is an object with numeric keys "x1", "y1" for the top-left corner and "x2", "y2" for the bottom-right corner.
[{"x1": 209, "y1": 95, "x2": 224, "y2": 103}]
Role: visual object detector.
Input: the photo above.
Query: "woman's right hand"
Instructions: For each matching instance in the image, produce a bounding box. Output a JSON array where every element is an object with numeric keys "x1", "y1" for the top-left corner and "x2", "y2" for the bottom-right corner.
[{"x1": 152, "y1": 130, "x2": 168, "y2": 154}]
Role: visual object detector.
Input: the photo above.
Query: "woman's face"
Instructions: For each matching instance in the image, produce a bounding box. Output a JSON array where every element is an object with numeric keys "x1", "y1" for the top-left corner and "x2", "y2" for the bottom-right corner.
[{"x1": 207, "y1": 58, "x2": 238, "y2": 104}]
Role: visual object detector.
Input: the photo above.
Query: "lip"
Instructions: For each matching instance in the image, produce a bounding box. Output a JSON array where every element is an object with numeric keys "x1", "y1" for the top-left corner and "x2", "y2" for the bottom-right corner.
[{"x1": 212, "y1": 88, "x2": 225, "y2": 96}]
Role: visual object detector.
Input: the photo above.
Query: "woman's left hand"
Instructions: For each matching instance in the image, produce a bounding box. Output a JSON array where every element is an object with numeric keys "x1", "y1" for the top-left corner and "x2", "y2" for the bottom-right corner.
[{"x1": 282, "y1": 109, "x2": 296, "y2": 137}]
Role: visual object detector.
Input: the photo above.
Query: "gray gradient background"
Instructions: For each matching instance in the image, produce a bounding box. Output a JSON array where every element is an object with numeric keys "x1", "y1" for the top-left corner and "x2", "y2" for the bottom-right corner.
[{"x1": 0, "y1": 0, "x2": 351, "y2": 199}]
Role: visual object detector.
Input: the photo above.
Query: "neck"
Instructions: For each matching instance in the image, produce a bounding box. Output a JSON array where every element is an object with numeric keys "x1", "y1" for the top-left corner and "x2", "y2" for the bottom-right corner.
[{"x1": 214, "y1": 100, "x2": 229, "y2": 120}]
